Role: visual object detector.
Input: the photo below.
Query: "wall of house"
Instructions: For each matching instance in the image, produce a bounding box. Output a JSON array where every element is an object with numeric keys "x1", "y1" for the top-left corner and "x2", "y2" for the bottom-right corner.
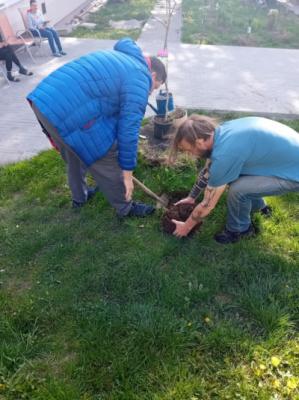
[{"x1": 1, "y1": 0, "x2": 87, "y2": 32}]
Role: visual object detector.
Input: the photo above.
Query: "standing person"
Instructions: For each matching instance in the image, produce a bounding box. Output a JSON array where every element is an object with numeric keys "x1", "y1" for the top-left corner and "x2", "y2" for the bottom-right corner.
[
  {"x1": 0, "y1": 32, "x2": 33, "y2": 82},
  {"x1": 27, "y1": 0, "x2": 66, "y2": 57},
  {"x1": 170, "y1": 115, "x2": 299, "y2": 244},
  {"x1": 27, "y1": 38, "x2": 167, "y2": 217}
]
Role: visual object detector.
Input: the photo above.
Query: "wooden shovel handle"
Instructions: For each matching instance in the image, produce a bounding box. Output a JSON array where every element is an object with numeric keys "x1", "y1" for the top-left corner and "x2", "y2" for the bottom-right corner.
[{"x1": 132, "y1": 177, "x2": 168, "y2": 208}]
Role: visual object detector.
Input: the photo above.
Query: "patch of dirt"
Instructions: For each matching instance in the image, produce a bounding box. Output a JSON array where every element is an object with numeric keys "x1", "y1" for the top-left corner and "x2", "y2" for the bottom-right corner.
[
  {"x1": 161, "y1": 201, "x2": 202, "y2": 237},
  {"x1": 5, "y1": 277, "x2": 32, "y2": 294},
  {"x1": 215, "y1": 293, "x2": 233, "y2": 305},
  {"x1": 154, "y1": 107, "x2": 186, "y2": 124},
  {"x1": 166, "y1": 191, "x2": 189, "y2": 204},
  {"x1": 139, "y1": 120, "x2": 175, "y2": 166},
  {"x1": 141, "y1": 118, "x2": 175, "y2": 148},
  {"x1": 139, "y1": 107, "x2": 186, "y2": 166},
  {"x1": 169, "y1": 107, "x2": 186, "y2": 119}
]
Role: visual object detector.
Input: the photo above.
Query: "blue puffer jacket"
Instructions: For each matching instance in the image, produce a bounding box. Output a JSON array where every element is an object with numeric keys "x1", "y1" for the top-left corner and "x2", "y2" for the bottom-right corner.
[{"x1": 27, "y1": 38, "x2": 152, "y2": 170}]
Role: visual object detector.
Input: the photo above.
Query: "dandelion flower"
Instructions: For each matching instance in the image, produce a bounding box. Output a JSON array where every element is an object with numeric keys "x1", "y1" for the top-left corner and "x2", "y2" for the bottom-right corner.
[
  {"x1": 287, "y1": 377, "x2": 298, "y2": 390},
  {"x1": 271, "y1": 356, "x2": 281, "y2": 367}
]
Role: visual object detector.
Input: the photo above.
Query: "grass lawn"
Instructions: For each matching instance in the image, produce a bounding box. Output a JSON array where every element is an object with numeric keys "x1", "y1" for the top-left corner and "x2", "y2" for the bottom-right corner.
[
  {"x1": 182, "y1": 0, "x2": 299, "y2": 48},
  {"x1": 70, "y1": 0, "x2": 155, "y2": 41},
  {"x1": 0, "y1": 114, "x2": 299, "y2": 399}
]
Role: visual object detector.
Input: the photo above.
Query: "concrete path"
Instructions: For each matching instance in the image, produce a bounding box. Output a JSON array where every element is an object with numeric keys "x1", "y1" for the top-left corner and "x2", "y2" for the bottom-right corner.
[
  {"x1": 1, "y1": 0, "x2": 299, "y2": 166},
  {"x1": 139, "y1": 0, "x2": 182, "y2": 44},
  {"x1": 140, "y1": 0, "x2": 299, "y2": 115},
  {"x1": 143, "y1": 40, "x2": 299, "y2": 117},
  {"x1": 282, "y1": 0, "x2": 299, "y2": 16}
]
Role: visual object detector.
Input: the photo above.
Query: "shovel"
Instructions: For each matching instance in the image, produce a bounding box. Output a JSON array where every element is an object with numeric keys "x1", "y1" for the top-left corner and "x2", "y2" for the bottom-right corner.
[{"x1": 133, "y1": 176, "x2": 169, "y2": 209}]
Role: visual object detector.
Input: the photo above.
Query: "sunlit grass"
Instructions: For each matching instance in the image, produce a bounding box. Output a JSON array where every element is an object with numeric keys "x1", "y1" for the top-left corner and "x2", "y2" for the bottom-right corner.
[
  {"x1": 70, "y1": 0, "x2": 155, "y2": 41},
  {"x1": 182, "y1": 0, "x2": 299, "y2": 48},
  {"x1": 0, "y1": 113, "x2": 298, "y2": 399}
]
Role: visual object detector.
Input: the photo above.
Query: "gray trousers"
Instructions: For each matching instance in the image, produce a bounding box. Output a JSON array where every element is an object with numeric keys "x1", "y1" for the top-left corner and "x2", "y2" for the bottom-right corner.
[
  {"x1": 32, "y1": 104, "x2": 132, "y2": 216},
  {"x1": 227, "y1": 175, "x2": 299, "y2": 232}
]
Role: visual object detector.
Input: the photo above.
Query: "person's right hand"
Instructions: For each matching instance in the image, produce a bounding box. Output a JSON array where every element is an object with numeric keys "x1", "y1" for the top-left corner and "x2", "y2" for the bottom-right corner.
[{"x1": 174, "y1": 196, "x2": 195, "y2": 206}]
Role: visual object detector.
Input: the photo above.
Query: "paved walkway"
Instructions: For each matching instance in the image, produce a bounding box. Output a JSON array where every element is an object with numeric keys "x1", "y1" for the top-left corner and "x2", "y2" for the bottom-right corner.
[
  {"x1": 144, "y1": 41, "x2": 299, "y2": 116},
  {"x1": 282, "y1": 0, "x2": 299, "y2": 16},
  {"x1": 139, "y1": 0, "x2": 182, "y2": 44},
  {"x1": 1, "y1": 0, "x2": 299, "y2": 165}
]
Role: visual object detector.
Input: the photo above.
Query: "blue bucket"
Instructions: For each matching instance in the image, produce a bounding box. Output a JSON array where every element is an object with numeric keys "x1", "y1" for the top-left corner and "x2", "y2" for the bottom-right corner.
[{"x1": 156, "y1": 90, "x2": 174, "y2": 116}]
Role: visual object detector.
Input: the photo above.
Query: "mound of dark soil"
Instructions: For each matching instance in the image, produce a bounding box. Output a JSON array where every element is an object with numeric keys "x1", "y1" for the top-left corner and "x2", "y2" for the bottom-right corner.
[{"x1": 161, "y1": 203, "x2": 202, "y2": 236}]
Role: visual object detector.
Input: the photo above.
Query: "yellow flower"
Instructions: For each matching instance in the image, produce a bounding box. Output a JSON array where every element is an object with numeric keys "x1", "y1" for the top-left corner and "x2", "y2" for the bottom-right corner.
[
  {"x1": 187, "y1": 322, "x2": 192, "y2": 327},
  {"x1": 272, "y1": 379, "x2": 280, "y2": 389},
  {"x1": 271, "y1": 356, "x2": 281, "y2": 367},
  {"x1": 259, "y1": 364, "x2": 266, "y2": 370},
  {"x1": 204, "y1": 317, "x2": 211, "y2": 323},
  {"x1": 287, "y1": 377, "x2": 298, "y2": 390}
]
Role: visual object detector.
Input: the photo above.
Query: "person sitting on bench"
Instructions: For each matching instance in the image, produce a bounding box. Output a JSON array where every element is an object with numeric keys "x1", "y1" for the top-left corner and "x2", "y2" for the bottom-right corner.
[
  {"x1": 27, "y1": 0, "x2": 66, "y2": 58},
  {"x1": 0, "y1": 32, "x2": 33, "y2": 82}
]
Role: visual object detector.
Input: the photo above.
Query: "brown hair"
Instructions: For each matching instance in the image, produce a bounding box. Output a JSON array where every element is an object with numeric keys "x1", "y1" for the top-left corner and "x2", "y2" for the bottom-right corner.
[
  {"x1": 170, "y1": 114, "x2": 218, "y2": 160},
  {"x1": 149, "y1": 56, "x2": 167, "y2": 83}
]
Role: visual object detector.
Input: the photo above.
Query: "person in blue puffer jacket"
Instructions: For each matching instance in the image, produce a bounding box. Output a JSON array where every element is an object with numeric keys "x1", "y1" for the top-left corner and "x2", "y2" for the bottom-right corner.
[{"x1": 28, "y1": 38, "x2": 166, "y2": 217}]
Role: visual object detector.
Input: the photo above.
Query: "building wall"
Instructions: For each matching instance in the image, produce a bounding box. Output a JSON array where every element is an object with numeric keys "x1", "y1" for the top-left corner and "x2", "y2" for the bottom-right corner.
[{"x1": 1, "y1": 0, "x2": 87, "y2": 32}]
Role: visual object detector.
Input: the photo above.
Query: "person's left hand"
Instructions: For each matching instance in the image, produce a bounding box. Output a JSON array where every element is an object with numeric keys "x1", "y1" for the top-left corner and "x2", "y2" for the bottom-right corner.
[
  {"x1": 172, "y1": 220, "x2": 192, "y2": 238},
  {"x1": 123, "y1": 171, "x2": 134, "y2": 201}
]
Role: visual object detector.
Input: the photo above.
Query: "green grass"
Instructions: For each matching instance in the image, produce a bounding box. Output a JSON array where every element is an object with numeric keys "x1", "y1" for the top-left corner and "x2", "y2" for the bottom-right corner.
[
  {"x1": 182, "y1": 0, "x2": 299, "y2": 48},
  {"x1": 70, "y1": 0, "x2": 155, "y2": 41},
  {"x1": 0, "y1": 114, "x2": 299, "y2": 399}
]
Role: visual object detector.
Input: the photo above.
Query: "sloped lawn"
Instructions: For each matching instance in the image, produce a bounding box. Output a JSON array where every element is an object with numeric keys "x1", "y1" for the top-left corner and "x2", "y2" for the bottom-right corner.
[
  {"x1": 71, "y1": 0, "x2": 155, "y2": 41},
  {"x1": 0, "y1": 114, "x2": 298, "y2": 399},
  {"x1": 182, "y1": 0, "x2": 299, "y2": 48}
]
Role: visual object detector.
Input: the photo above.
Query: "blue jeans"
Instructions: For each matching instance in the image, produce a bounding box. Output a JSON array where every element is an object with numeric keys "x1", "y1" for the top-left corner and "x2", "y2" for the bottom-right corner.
[
  {"x1": 227, "y1": 175, "x2": 299, "y2": 232},
  {"x1": 31, "y1": 28, "x2": 62, "y2": 54}
]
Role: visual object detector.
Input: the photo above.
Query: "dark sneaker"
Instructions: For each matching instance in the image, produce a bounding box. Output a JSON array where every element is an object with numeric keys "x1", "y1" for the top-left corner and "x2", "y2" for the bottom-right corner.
[
  {"x1": 260, "y1": 205, "x2": 272, "y2": 218},
  {"x1": 72, "y1": 187, "x2": 98, "y2": 209},
  {"x1": 59, "y1": 51, "x2": 67, "y2": 56},
  {"x1": 214, "y1": 224, "x2": 256, "y2": 245},
  {"x1": 19, "y1": 67, "x2": 33, "y2": 76},
  {"x1": 7, "y1": 73, "x2": 20, "y2": 82},
  {"x1": 87, "y1": 187, "x2": 99, "y2": 201},
  {"x1": 72, "y1": 200, "x2": 85, "y2": 209},
  {"x1": 53, "y1": 52, "x2": 62, "y2": 57},
  {"x1": 128, "y1": 201, "x2": 155, "y2": 217}
]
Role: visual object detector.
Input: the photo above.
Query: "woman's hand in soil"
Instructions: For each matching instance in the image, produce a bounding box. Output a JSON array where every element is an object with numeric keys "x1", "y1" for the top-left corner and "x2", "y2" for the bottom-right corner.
[
  {"x1": 174, "y1": 197, "x2": 195, "y2": 206},
  {"x1": 172, "y1": 220, "x2": 192, "y2": 238}
]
